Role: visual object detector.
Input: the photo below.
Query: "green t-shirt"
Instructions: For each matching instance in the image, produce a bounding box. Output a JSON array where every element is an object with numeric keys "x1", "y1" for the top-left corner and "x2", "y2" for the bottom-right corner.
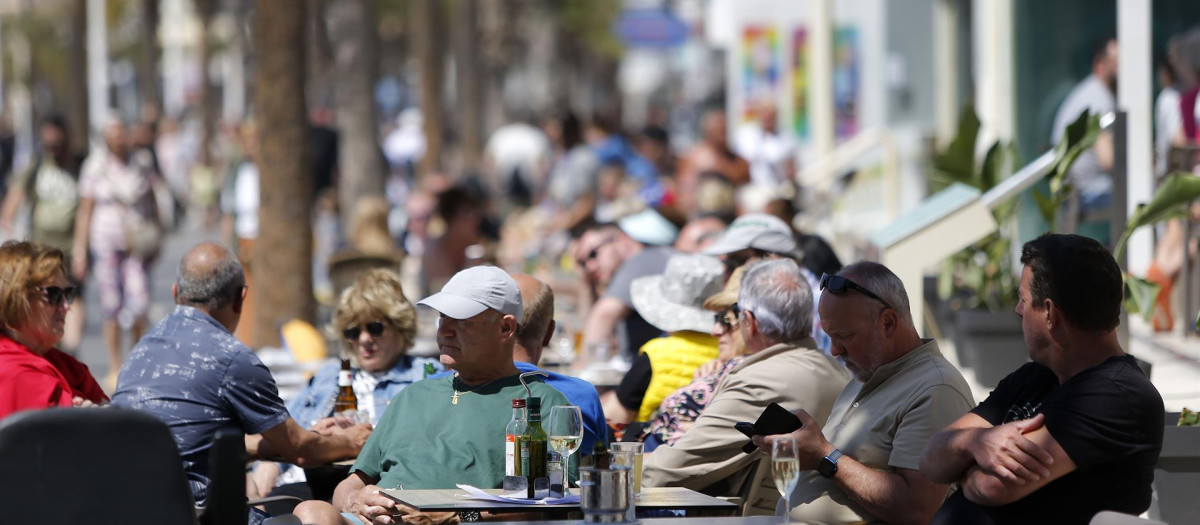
[{"x1": 353, "y1": 373, "x2": 576, "y2": 490}]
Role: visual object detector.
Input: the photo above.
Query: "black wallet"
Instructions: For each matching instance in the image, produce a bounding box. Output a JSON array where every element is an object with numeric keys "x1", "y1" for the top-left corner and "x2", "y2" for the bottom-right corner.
[{"x1": 735, "y1": 402, "x2": 803, "y2": 454}]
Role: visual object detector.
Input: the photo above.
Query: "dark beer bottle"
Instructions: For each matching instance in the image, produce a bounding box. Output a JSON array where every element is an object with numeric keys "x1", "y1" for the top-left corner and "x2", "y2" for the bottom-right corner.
[{"x1": 334, "y1": 356, "x2": 357, "y2": 413}]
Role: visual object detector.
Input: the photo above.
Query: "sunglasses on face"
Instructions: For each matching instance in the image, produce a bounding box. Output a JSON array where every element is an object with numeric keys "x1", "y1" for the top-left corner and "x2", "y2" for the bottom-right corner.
[
  {"x1": 714, "y1": 310, "x2": 739, "y2": 331},
  {"x1": 39, "y1": 286, "x2": 79, "y2": 306},
  {"x1": 819, "y1": 274, "x2": 893, "y2": 310},
  {"x1": 577, "y1": 236, "x2": 615, "y2": 267},
  {"x1": 343, "y1": 321, "x2": 386, "y2": 341},
  {"x1": 729, "y1": 302, "x2": 754, "y2": 322}
]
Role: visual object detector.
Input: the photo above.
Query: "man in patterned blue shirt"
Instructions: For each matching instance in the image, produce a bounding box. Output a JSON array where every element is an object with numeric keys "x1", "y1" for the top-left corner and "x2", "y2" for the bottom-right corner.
[{"x1": 113, "y1": 242, "x2": 370, "y2": 512}]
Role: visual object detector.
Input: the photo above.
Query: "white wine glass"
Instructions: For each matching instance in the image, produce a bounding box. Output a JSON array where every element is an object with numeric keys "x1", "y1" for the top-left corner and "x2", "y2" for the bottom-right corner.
[
  {"x1": 546, "y1": 405, "x2": 584, "y2": 494},
  {"x1": 772, "y1": 437, "x2": 800, "y2": 523}
]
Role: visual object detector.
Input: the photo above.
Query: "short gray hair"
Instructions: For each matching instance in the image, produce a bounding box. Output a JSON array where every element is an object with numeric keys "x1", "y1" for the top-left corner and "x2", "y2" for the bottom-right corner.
[
  {"x1": 838, "y1": 261, "x2": 912, "y2": 323},
  {"x1": 738, "y1": 259, "x2": 813, "y2": 343},
  {"x1": 176, "y1": 248, "x2": 245, "y2": 311}
]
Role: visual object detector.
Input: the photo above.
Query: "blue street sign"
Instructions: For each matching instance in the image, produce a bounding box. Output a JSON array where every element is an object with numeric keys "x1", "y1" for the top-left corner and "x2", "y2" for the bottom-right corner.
[{"x1": 613, "y1": 9, "x2": 690, "y2": 49}]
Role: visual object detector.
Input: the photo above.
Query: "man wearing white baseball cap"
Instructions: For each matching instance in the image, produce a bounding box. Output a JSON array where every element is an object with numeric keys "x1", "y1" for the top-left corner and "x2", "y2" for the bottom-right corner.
[
  {"x1": 704, "y1": 213, "x2": 832, "y2": 353},
  {"x1": 295, "y1": 266, "x2": 573, "y2": 525},
  {"x1": 702, "y1": 213, "x2": 798, "y2": 268}
]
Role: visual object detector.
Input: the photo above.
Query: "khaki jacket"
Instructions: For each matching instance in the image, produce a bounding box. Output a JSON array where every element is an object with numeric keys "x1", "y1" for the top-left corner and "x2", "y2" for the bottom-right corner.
[{"x1": 643, "y1": 340, "x2": 850, "y2": 515}]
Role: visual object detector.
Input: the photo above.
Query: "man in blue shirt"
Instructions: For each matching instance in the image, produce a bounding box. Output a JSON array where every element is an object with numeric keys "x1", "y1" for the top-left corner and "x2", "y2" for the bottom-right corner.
[
  {"x1": 113, "y1": 242, "x2": 370, "y2": 514},
  {"x1": 512, "y1": 274, "x2": 607, "y2": 452}
]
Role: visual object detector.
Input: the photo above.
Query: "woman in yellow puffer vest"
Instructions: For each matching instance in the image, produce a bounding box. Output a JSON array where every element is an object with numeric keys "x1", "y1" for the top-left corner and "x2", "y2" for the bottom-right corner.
[{"x1": 608, "y1": 253, "x2": 726, "y2": 425}]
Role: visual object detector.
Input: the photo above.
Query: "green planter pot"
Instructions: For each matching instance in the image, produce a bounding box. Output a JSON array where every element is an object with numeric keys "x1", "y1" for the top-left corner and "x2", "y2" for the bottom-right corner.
[
  {"x1": 953, "y1": 308, "x2": 1027, "y2": 387},
  {"x1": 1150, "y1": 415, "x2": 1200, "y2": 524}
]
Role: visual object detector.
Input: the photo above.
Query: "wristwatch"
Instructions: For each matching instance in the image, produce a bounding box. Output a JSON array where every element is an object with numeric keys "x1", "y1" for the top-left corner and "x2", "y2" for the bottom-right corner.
[
  {"x1": 458, "y1": 510, "x2": 482, "y2": 522},
  {"x1": 818, "y1": 448, "x2": 844, "y2": 479}
]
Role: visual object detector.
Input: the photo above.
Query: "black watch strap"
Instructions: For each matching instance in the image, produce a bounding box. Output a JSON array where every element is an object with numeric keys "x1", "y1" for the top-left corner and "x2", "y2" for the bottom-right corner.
[{"x1": 818, "y1": 448, "x2": 844, "y2": 479}]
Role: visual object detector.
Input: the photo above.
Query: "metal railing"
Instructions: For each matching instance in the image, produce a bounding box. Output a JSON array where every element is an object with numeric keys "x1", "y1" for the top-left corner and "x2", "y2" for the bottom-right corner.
[
  {"x1": 980, "y1": 112, "x2": 1117, "y2": 210},
  {"x1": 797, "y1": 128, "x2": 902, "y2": 220}
]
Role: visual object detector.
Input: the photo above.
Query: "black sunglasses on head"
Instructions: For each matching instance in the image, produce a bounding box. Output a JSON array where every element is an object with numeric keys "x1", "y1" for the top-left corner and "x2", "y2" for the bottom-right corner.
[
  {"x1": 343, "y1": 321, "x2": 386, "y2": 341},
  {"x1": 819, "y1": 274, "x2": 893, "y2": 310},
  {"x1": 39, "y1": 285, "x2": 79, "y2": 306}
]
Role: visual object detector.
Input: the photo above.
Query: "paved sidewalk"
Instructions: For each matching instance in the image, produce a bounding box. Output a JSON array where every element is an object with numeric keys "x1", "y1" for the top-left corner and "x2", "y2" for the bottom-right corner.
[{"x1": 1126, "y1": 316, "x2": 1200, "y2": 413}]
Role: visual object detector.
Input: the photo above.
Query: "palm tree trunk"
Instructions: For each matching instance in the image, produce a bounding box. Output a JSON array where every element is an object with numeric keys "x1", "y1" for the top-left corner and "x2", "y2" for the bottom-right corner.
[
  {"x1": 252, "y1": 0, "x2": 314, "y2": 348},
  {"x1": 68, "y1": 0, "x2": 89, "y2": 156},
  {"x1": 195, "y1": 0, "x2": 216, "y2": 166},
  {"x1": 138, "y1": 0, "x2": 161, "y2": 119},
  {"x1": 327, "y1": 0, "x2": 384, "y2": 228},
  {"x1": 454, "y1": 1, "x2": 482, "y2": 174},
  {"x1": 412, "y1": 0, "x2": 443, "y2": 175}
]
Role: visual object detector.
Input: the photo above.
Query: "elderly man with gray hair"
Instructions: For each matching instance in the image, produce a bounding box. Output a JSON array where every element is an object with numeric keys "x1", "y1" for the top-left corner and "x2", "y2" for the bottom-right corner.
[
  {"x1": 643, "y1": 258, "x2": 848, "y2": 515},
  {"x1": 752, "y1": 261, "x2": 975, "y2": 525}
]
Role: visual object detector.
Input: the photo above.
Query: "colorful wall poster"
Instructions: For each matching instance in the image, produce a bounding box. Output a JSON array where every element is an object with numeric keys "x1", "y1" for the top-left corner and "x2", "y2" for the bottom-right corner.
[
  {"x1": 833, "y1": 27, "x2": 860, "y2": 140},
  {"x1": 741, "y1": 26, "x2": 781, "y2": 124},
  {"x1": 792, "y1": 28, "x2": 809, "y2": 139}
]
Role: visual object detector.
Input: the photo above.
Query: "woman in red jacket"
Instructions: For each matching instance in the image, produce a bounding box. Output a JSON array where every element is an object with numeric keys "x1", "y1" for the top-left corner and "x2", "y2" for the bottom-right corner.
[{"x1": 0, "y1": 241, "x2": 107, "y2": 419}]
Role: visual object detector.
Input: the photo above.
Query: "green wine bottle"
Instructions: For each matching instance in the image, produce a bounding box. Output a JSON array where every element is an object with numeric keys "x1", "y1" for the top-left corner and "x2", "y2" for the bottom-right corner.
[{"x1": 520, "y1": 396, "x2": 548, "y2": 498}]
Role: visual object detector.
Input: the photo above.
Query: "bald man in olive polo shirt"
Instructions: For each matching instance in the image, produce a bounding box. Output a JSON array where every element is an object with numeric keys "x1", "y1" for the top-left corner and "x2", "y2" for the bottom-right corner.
[{"x1": 754, "y1": 262, "x2": 974, "y2": 525}]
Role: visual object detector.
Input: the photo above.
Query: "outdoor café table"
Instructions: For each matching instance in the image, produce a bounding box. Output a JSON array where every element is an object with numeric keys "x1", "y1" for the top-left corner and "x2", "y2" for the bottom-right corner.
[{"x1": 379, "y1": 486, "x2": 738, "y2": 518}]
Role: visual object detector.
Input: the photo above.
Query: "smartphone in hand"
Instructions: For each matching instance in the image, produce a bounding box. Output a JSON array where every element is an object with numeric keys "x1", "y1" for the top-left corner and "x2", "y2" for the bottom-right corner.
[
  {"x1": 736, "y1": 402, "x2": 803, "y2": 453},
  {"x1": 734, "y1": 422, "x2": 757, "y2": 438}
]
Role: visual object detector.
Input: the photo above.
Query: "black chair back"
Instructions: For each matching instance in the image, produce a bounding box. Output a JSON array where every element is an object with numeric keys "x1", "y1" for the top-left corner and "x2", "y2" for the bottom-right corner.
[
  {"x1": 0, "y1": 408, "x2": 198, "y2": 525},
  {"x1": 202, "y1": 428, "x2": 248, "y2": 525}
]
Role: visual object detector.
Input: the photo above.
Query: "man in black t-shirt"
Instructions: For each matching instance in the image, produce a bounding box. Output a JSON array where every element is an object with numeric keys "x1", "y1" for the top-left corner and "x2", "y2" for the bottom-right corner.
[{"x1": 919, "y1": 234, "x2": 1164, "y2": 525}]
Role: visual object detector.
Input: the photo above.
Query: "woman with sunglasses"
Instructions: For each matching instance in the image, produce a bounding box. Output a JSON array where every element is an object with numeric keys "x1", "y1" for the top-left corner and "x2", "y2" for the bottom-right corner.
[
  {"x1": 250, "y1": 269, "x2": 441, "y2": 505},
  {"x1": 635, "y1": 265, "x2": 753, "y2": 451},
  {"x1": 0, "y1": 241, "x2": 107, "y2": 420}
]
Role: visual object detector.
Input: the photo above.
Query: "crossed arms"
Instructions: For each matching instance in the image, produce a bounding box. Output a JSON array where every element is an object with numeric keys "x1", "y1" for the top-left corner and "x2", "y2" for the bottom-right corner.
[{"x1": 919, "y1": 412, "x2": 1076, "y2": 506}]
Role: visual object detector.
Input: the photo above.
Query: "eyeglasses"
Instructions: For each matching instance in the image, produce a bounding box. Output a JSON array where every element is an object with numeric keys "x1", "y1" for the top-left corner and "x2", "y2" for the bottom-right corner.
[
  {"x1": 343, "y1": 321, "x2": 386, "y2": 341},
  {"x1": 819, "y1": 274, "x2": 893, "y2": 310},
  {"x1": 39, "y1": 286, "x2": 79, "y2": 306},
  {"x1": 713, "y1": 310, "x2": 738, "y2": 331}
]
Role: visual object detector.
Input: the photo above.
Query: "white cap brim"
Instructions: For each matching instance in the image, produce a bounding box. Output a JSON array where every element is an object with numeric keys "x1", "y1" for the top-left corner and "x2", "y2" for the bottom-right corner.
[
  {"x1": 417, "y1": 292, "x2": 489, "y2": 320},
  {"x1": 701, "y1": 234, "x2": 748, "y2": 256}
]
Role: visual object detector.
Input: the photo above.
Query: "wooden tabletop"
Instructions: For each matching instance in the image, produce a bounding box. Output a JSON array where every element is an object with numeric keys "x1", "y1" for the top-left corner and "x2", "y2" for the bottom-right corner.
[{"x1": 380, "y1": 486, "x2": 736, "y2": 514}]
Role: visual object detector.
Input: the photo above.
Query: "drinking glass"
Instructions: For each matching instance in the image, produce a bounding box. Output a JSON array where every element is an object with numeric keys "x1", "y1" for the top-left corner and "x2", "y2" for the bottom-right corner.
[
  {"x1": 609, "y1": 442, "x2": 644, "y2": 494},
  {"x1": 546, "y1": 405, "x2": 584, "y2": 493},
  {"x1": 771, "y1": 438, "x2": 800, "y2": 523}
]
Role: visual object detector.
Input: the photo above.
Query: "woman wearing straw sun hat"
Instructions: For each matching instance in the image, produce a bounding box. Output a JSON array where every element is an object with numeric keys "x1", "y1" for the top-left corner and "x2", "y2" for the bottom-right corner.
[
  {"x1": 635, "y1": 264, "x2": 753, "y2": 450},
  {"x1": 600, "y1": 253, "x2": 724, "y2": 425}
]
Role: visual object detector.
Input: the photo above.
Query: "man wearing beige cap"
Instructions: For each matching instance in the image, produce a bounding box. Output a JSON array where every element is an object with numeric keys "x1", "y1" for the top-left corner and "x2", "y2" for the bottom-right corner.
[{"x1": 295, "y1": 266, "x2": 572, "y2": 525}]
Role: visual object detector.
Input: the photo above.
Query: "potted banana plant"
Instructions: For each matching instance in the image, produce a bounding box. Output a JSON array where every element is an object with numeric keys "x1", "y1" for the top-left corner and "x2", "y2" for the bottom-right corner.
[{"x1": 930, "y1": 106, "x2": 1099, "y2": 386}]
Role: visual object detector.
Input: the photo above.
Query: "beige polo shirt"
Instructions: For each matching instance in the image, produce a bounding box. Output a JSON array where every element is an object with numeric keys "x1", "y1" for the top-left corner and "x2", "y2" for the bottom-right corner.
[{"x1": 790, "y1": 339, "x2": 975, "y2": 525}]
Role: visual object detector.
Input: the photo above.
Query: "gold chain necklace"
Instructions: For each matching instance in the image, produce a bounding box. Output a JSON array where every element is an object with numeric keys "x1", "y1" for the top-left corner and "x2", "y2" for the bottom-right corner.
[{"x1": 451, "y1": 376, "x2": 484, "y2": 405}]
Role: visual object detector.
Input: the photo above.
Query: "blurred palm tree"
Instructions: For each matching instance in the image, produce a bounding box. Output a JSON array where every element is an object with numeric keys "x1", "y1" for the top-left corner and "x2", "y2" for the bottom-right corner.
[
  {"x1": 326, "y1": 0, "x2": 386, "y2": 230},
  {"x1": 253, "y1": 0, "x2": 314, "y2": 347},
  {"x1": 136, "y1": 0, "x2": 159, "y2": 119}
]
